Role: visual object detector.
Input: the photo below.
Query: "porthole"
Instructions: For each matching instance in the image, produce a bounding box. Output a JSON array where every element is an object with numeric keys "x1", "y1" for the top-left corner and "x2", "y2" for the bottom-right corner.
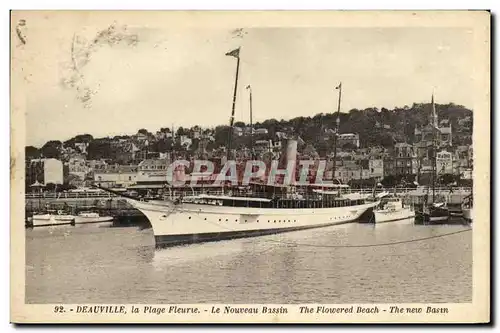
[
  {"x1": 219, "y1": 218, "x2": 221, "y2": 221},
  {"x1": 188, "y1": 216, "x2": 191, "y2": 219},
  {"x1": 225, "y1": 219, "x2": 228, "y2": 221},
  {"x1": 204, "y1": 218, "x2": 207, "y2": 220},
  {"x1": 245, "y1": 220, "x2": 247, "y2": 222}
]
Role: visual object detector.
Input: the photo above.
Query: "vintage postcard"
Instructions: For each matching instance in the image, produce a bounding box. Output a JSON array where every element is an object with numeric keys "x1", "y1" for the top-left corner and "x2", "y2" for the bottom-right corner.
[{"x1": 10, "y1": 10, "x2": 490, "y2": 323}]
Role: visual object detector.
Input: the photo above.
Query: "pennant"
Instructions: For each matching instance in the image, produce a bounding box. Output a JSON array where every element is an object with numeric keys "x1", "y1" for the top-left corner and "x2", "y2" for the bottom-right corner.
[
  {"x1": 335, "y1": 83, "x2": 342, "y2": 90},
  {"x1": 225, "y1": 47, "x2": 240, "y2": 58}
]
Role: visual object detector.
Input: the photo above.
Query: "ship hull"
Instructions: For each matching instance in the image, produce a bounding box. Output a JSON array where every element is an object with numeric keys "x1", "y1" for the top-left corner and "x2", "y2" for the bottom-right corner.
[
  {"x1": 415, "y1": 206, "x2": 450, "y2": 224},
  {"x1": 374, "y1": 208, "x2": 415, "y2": 224},
  {"x1": 74, "y1": 216, "x2": 114, "y2": 227},
  {"x1": 129, "y1": 200, "x2": 377, "y2": 248},
  {"x1": 462, "y1": 208, "x2": 473, "y2": 223},
  {"x1": 30, "y1": 214, "x2": 75, "y2": 227}
]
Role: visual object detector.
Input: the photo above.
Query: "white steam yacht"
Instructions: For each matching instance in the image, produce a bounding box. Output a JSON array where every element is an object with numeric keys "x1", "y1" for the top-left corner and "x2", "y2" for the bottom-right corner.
[
  {"x1": 125, "y1": 184, "x2": 378, "y2": 247},
  {"x1": 102, "y1": 48, "x2": 377, "y2": 247}
]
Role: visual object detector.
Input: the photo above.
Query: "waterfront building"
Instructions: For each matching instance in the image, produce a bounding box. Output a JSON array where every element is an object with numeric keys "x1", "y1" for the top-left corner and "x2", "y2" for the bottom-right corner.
[
  {"x1": 254, "y1": 139, "x2": 273, "y2": 156},
  {"x1": 26, "y1": 158, "x2": 64, "y2": 186},
  {"x1": 93, "y1": 165, "x2": 138, "y2": 188},
  {"x1": 68, "y1": 157, "x2": 89, "y2": 183},
  {"x1": 136, "y1": 159, "x2": 170, "y2": 184},
  {"x1": 436, "y1": 150, "x2": 454, "y2": 175},
  {"x1": 333, "y1": 165, "x2": 369, "y2": 184},
  {"x1": 383, "y1": 157, "x2": 395, "y2": 177},
  {"x1": 368, "y1": 159, "x2": 384, "y2": 180},
  {"x1": 394, "y1": 142, "x2": 416, "y2": 175}
]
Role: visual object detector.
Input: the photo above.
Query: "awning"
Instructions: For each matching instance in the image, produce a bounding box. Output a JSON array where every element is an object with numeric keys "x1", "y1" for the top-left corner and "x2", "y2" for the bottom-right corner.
[{"x1": 127, "y1": 184, "x2": 165, "y2": 189}]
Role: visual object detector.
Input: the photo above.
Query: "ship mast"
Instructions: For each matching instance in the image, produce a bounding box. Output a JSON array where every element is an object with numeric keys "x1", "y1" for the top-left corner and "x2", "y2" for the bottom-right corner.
[
  {"x1": 431, "y1": 93, "x2": 437, "y2": 203},
  {"x1": 225, "y1": 47, "x2": 241, "y2": 161},
  {"x1": 246, "y1": 84, "x2": 254, "y2": 159},
  {"x1": 332, "y1": 82, "x2": 342, "y2": 183}
]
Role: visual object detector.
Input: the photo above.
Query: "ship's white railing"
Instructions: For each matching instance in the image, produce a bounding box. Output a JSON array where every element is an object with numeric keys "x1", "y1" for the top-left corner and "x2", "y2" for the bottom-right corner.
[
  {"x1": 25, "y1": 192, "x2": 116, "y2": 199},
  {"x1": 26, "y1": 186, "x2": 472, "y2": 200}
]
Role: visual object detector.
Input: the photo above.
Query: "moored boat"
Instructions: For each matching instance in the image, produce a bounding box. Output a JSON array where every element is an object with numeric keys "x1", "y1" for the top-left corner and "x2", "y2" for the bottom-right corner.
[
  {"x1": 74, "y1": 211, "x2": 114, "y2": 226},
  {"x1": 415, "y1": 202, "x2": 450, "y2": 224},
  {"x1": 373, "y1": 193, "x2": 415, "y2": 224},
  {"x1": 30, "y1": 210, "x2": 76, "y2": 227},
  {"x1": 125, "y1": 184, "x2": 378, "y2": 248},
  {"x1": 414, "y1": 93, "x2": 451, "y2": 225},
  {"x1": 97, "y1": 48, "x2": 378, "y2": 247},
  {"x1": 461, "y1": 194, "x2": 473, "y2": 223}
]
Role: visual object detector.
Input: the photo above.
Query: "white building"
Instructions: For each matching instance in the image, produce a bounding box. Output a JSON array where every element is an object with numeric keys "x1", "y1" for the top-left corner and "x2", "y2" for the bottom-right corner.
[
  {"x1": 337, "y1": 133, "x2": 360, "y2": 148},
  {"x1": 74, "y1": 142, "x2": 89, "y2": 154},
  {"x1": 368, "y1": 159, "x2": 384, "y2": 180},
  {"x1": 436, "y1": 150, "x2": 453, "y2": 174},
  {"x1": 44, "y1": 158, "x2": 63, "y2": 185},
  {"x1": 94, "y1": 165, "x2": 138, "y2": 188},
  {"x1": 179, "y1": 135, "x2": 192, "y2": 149},
  {"x1": 254, "y1": 128, "x2": 269, "y2": 135},
  {"x1": 136, "y1": 159, "x2": 170, "y2": 183},
  {"x1": 68, "y1": 158, "x2": 89, "y2": 182},
  {"x1": 29, "y1": 158, "x2": 64, "y2": 185}
]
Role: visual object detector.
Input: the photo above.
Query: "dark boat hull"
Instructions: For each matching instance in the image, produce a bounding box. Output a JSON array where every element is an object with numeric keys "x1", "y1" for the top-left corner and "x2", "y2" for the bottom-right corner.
[{"x1": 415, "y1": 206, "x2": 450, "y2": 225}]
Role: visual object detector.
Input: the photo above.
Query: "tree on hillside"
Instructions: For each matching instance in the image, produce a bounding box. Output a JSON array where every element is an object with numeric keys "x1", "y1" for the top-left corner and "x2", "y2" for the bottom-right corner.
[
  {"x1": 64, "y1": 134, "x2": 94, "y2": 149},
  {"x1": 214, "y1": 126, "x2": 231, "y2": 148},
  {"x1": 25, "y1": 146, "x2": 40, "y2": 160},
  {"x1": 40, "y1": 141, "x2": 62, "y2": 159},
  {"x1": 176, "y1": 127, "x2": 187, "y2": 137},
  {"x1": 87, "y1": 140, "x2": 114, "y2": 160},
  {"x1": 153, "y1": 138, "x2": 173, "y2": 153}
]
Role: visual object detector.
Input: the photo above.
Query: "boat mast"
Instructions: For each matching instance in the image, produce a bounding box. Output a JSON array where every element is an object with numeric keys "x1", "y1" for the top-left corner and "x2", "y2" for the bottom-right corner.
[
  {"x1": 246, "y1": 84, "x2": 253, "y2": 159},
  {"x1": 225, "y1": 47, "x2": 241, "y2": 161},
  {"x1": 332, "y1": 82, "x2": 342, "y2": 183},
  {"x1": 431, "y1": 93, "x2": 437, "y2": 203}
]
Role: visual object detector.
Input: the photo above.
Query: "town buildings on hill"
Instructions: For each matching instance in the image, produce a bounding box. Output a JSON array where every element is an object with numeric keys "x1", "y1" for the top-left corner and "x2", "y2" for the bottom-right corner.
[{"x1": 25, "y1": 108, "x2": 473, "y2": 192}]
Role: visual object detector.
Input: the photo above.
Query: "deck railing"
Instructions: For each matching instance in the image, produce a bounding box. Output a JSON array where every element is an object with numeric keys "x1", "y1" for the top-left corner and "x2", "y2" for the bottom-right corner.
[{"x1": 25, "y1": 186, "x2": 472, "y2": 200}]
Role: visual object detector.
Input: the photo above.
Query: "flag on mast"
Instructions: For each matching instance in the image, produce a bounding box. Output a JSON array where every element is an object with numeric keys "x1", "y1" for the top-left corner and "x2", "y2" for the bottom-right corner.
[
  {"x1": 225, "y1": 47, "x2": 240, "y2": 58},
  {"x1": 335, "y1": 82, "x2": 342, "y2": 90}
]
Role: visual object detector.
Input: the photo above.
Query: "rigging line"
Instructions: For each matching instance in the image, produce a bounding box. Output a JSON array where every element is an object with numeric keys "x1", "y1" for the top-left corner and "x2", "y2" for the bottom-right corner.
[
  {"x1": 262, "y1": 228, "x2": 472, "y2": 248},
  {"x1": 191, "y1": 213, "x2": 472, "y2": 249}
]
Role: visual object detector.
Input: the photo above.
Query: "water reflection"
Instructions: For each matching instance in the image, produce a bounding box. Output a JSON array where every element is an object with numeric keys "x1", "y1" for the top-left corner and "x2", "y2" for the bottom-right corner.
[{"x1": 26, "y1": 221, "x2": 472, "y2": 304}]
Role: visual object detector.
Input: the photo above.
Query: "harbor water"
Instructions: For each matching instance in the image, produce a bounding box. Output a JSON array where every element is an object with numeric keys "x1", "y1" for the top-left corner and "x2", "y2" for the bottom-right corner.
[{"x1": 26, "y1": 220, "x2": 472, "y2": 304}]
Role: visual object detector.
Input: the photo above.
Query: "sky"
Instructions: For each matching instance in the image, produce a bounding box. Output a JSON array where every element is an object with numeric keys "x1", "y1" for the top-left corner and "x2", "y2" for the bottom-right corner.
[{"x1": 17, "y1": 13, "x2": 475, "y2": 147}]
